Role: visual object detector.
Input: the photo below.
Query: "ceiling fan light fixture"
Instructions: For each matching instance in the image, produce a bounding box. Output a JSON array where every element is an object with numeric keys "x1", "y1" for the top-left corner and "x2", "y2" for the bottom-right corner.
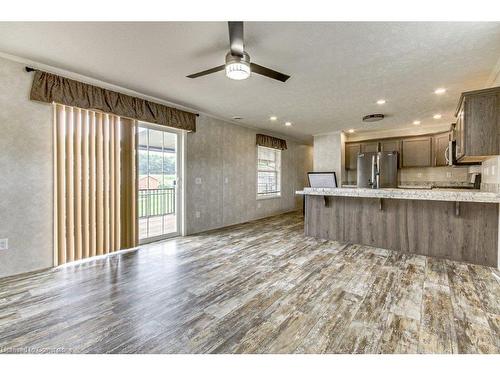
[
  {"x1": 225, "y1": 62, "x2": 250, "y2": 80},
  {"x1": 225, "y1": 52, "x2": 251, "y2": 80}
]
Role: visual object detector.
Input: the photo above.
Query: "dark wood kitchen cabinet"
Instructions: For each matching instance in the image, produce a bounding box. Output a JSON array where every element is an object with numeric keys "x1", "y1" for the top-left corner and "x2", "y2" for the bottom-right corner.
[
  {"x1": 455, "y1": 86, "x2": 500, "y2": 162},
  {"x1": 344, "y1": 131, "x2": 450, "y2": 170},
  {"x1": 455, "y1": 106, "x2": 465, "y2": 160},
  {"x1": 380, "y1": 139, "x2": 401, "y2": 165},
  {"x1": 401, "y1": 136, "x2": 432, "y2": 167},
  {"x1": 345, "y1": 143, "x2": 360, "y2": 170},
  {"x1": 380, "y1": 139, "x2": 401, "y2": 153},
  {"x1": 360, "y1": 142, "x2": 378, "y2": 153},
  {"x1": 433, "y1": 132, "x2": 450, "y2": 166}
]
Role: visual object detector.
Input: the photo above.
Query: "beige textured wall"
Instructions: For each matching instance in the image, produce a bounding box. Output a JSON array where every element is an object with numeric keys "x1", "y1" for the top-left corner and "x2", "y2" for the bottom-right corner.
[
  {"x1": 0, "y1": 57, "x2": 54, "y2": 278},
  {"x1": 313, "y1": 131, "x2": 345, "y2": 184},
  {"x1": 490, "y1": 62, "x2": 500, "y2": 86},
  {"x1": 186, "y1": 115, "x2": 313, "y2": 234}
]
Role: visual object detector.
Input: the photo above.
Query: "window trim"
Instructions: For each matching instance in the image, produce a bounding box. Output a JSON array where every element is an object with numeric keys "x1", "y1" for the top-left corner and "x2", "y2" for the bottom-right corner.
[{"x1": 256, "y1": 145, "x2": 282, "y2": 199}]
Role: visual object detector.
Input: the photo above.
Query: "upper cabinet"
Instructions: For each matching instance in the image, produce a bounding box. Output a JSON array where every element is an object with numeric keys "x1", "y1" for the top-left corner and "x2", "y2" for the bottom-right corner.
[
  {"x1": 455, "y1": 86, "x2": 500, "y2": 162},
  {"x1": 360, "y1": 142, "x2": 378, "y2": 153},
  {"x1": 433, "y1": 132, "x2": 450, "y2": 167},
  {"x1": 401, "y1": 136, "x2": 432, "y2": 167},
  {"x1": 380, "y1": 139, "x2": 401, "y2": 167},
  {"x1": 345, "y1": 131, "x2": 450, "y2": 170},
  {"x1": 345, "y1": 143, "x2": 360, "y2": 170},
  {"x1": 455, "y1": 106, "x2": 465, "y2": 160},
  {"x1": 380, "y1": 139, "x2": 401, "y2": 153}
]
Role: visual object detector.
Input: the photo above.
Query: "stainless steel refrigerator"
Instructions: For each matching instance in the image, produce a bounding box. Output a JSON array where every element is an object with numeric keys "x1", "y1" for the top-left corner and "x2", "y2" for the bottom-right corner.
[{"x1": 357, "y1": 151, "x2": 398, "y2": 188}]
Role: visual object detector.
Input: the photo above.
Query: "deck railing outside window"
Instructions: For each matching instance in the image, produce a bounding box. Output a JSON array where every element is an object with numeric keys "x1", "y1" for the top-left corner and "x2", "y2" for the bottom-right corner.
[{"x1": 138, "y1": 188, "x2": 175, "y2": 218}]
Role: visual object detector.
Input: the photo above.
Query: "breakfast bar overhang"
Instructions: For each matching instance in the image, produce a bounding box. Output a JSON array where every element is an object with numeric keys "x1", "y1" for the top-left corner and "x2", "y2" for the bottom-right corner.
[{"x1": 297, "y1": 187, "x2": 500, "y2": 268}]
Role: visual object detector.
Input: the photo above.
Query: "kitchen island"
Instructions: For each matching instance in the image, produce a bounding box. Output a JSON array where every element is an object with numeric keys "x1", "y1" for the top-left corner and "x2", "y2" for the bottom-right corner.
[{"x1": 297, "y1": 187, "x2": 500, "y2": 268}]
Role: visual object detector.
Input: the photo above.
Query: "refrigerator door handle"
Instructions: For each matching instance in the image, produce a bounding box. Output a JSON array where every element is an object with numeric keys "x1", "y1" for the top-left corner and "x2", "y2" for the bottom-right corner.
[
  {"x1": 371, "y1": 155, "x2": 376, "y2": 188},
  {"x1": 376, "y1": 153, "x2": 381, "y2": 189}
]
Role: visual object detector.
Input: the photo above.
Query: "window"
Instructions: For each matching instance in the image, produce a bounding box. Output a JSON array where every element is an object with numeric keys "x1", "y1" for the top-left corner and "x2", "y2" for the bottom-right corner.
[{"x1": 257, "y1": 146, "x2": 281, "y2": 198}]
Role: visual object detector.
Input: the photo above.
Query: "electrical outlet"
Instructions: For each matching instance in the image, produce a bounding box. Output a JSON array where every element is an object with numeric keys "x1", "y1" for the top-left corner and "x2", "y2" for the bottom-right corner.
[
  {"x1": 0, "y1": 238, "x2": 8, "y2": 250},
  {"x1": 446, "y1": 172, "x2": 452, "y2": 178},
  {"x1": 195, "y1": 211, "x2": 201, "y2": 218},
  {"x1": 195, "y1": 177, "x2": 202, "y2": 185},
  {"x1": 417, "y1": 173, "x2": 422, "y2": 178},
  {"x1": 224, "y1": 177, "x2": 229, "y2": 184}
]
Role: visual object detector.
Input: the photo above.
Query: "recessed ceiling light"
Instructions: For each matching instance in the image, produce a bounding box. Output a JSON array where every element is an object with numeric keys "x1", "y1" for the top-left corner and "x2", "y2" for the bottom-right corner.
[
  {"x1": 413, "y1": 120, "x2": 421, "y2": 125},
  {"x1": 434, "y1": 88, "x2": 446, "y2": 95},
  {"x1": 269, "y1": 116, "x2": 277, "y2": 121},
  {"x1": 348, "y1": 129, "x2": 355, "y2": 133},
  {"x1": 433, "y1": 114, "x2": 442, "y2": 120},
  {"x1": 285, "y1": 122, "x2": 292, "y2": 126},
  {"x1": 377, "y1": 99, "x2": 386, "y2": 105}
]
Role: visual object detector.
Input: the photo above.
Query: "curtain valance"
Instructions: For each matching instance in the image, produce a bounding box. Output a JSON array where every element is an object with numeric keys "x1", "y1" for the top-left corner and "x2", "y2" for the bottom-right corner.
[
  {"x1": 256, "y1": 133, "x2": 287, "y2": 150},
  {"x1": 30, "y1": 70, "x2": 196, "y2": 132}
]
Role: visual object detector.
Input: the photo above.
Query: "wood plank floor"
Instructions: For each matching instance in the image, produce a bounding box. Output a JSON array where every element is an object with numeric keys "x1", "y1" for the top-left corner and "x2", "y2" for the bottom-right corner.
[{"x1": 1, "y1": 211, "x2": 499, "y2": 354}]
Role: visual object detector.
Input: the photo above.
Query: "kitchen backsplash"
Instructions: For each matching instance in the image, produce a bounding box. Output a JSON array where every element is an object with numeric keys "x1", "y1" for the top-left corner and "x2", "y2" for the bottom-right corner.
[
  {"x1": 344, "y1": 166, "x2": 475, "y2": 187},
  {"x1": 481, "y1": 156, "x2": 500, "y2": 192}
]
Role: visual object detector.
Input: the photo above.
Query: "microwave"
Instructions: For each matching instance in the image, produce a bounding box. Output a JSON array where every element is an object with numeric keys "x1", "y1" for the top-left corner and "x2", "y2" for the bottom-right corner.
[
  {"x1": 446, "y1": 140, "x2": 456, "y2": 166},
  {"x1": 446, "y1": 123, "x2": 478, "y2": 166},
  {"x1": 446, "y1": 140, "x2": 481, "y2": 166}
]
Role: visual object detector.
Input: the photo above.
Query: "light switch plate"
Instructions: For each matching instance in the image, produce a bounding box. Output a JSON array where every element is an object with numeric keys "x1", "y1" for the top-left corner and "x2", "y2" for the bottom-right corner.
[
  {"x1": 195, "y1": 177, "x2": 202, "y2": 185},
  {"x1": 195, "y1": 211, "x2": 201, "y2": 218},
  {"x1": 0, "y1": 238, "x2": 8, "y2": 250}
]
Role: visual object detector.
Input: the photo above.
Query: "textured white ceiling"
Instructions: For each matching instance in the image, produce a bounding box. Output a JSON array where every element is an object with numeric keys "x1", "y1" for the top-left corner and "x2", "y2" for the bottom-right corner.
[{"x1": 0, "y1": 22, "x2": 499, "y2": 142}]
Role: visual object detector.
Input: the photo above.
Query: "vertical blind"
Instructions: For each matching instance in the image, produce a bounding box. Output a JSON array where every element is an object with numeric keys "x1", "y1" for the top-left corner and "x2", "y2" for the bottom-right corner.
[{"x1": 54, "y1": 104, "x2": 138, "y2": 265}]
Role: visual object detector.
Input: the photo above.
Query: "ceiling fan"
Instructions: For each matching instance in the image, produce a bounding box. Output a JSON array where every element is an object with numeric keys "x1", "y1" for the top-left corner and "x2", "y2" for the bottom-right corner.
[{"x1": 186, "y1": 22, "x2": 290, "y2": 82}]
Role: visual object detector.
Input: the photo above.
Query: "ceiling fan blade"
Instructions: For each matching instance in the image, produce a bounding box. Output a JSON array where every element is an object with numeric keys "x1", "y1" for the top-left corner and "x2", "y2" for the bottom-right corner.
[
  {"x1": 186, "y1": 65, "x2": 225, "y2": 79},
  {"x1": 250, "y1": 63, "x2": 290, "y2": 82},
  {"x1": 228, "y1": 21, "x2": 244, "y2": 57}
]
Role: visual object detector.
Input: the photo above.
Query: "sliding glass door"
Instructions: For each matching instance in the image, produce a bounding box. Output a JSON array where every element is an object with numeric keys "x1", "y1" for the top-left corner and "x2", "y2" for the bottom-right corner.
[{"x1": 137, "y1": 124, "x2": 181, "y2": 242}]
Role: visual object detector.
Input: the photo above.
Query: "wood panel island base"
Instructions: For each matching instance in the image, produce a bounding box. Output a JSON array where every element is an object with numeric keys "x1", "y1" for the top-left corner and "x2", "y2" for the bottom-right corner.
[{"x1": 298, "y1": 188, "x2": 500, "y2": 268}]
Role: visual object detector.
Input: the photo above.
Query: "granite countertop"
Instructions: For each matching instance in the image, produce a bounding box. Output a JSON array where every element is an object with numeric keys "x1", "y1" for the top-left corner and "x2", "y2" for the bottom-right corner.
[{"x1": 296, "y1": 187, "x2": 500, "y2": 203}]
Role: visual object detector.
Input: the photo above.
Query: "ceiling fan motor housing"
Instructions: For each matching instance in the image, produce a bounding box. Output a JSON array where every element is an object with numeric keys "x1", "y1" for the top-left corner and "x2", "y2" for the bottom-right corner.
[{"x1": 226, "y1": 51, "x2": 250, "y2": 65}]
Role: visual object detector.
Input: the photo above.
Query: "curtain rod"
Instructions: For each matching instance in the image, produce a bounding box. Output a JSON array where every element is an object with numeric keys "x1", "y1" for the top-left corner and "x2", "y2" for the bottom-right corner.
[{"x1": 24, "y1": 66, "x2": 200, "y2": 117}]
